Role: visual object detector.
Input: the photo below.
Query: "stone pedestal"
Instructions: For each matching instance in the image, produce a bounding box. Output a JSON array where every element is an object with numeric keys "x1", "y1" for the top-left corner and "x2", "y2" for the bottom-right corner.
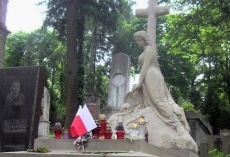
[
  {"x1": 38, "y1": 120, "x2": 50, "y2": 138},
  {"x1": 35, "y1": 139, "x2": 198, "y2": 157},
  {"x1": 0, "y1": 139, "x2": 199, "y2": 156}
]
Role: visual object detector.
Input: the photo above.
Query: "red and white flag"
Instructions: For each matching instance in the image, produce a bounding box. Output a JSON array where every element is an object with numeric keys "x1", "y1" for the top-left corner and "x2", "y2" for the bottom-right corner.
[
  {"x1": 70, "y1": 104, "x2": 97, "y2": 137},
  {"x1": 69, "y1": 106, "x2": 83, "y2": 137}
]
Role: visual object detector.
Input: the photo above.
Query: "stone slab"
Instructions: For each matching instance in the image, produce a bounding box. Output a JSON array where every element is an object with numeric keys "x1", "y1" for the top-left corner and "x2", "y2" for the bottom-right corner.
[
  {"x1": 33, "y1": 139, "x2": 198, "y2": 157},
  {"x1": 0, "y1": 66, "x2": 47, "y2": 151},
  {"x1": 0, "y1": 150, "x2": 156, "y2": 157}
]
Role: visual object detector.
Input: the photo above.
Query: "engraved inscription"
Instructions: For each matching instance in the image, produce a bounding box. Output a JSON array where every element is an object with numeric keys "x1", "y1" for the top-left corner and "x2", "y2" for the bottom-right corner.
[
  {"x1": 4, "y1": 145, "x2": 25, "y2": 150},
  {"x1": 3, "y1": 119, "x2": 27, "y2": 133}
]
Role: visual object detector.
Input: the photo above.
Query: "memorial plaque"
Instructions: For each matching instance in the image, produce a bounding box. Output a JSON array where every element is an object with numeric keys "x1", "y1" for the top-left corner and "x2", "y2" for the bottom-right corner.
[
  {"x1": 0, "y1": 66, "x2": 46, "y2": 152},
  {"x1": 107, "y1": 53, "x2": 130, "y2": 109}
]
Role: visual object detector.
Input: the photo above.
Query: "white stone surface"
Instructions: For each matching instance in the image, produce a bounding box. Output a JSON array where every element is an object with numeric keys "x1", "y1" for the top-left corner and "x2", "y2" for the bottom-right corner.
[{"x1": 38, "y1": 87, "x2": 51, "y2": 138}]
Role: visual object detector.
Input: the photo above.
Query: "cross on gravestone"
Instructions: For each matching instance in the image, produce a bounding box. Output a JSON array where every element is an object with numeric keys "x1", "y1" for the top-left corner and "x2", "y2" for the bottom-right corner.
[
  {"x1": 214, "y1": 138, "x2": 223, "y2": 151},
  {"x1": 135, "y1": 0, "x2": 170, "y2": 45}
]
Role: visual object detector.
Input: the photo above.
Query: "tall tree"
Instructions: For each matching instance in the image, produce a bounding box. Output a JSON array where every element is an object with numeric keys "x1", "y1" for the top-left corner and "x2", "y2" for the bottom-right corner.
[
  {"x1": 65, "y1": 0, "x2": 78, "y2": 129},
  {"x1": 42, "y1": 0, "x2": 135, "y2": 124}
]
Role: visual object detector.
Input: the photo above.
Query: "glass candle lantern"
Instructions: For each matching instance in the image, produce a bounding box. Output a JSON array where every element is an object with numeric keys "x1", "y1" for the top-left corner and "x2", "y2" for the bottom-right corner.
[
  {"x1": 53, "y1": 122, "x2": 62, "y2": 139},
  {"x1": 105, "y1": 124, "x2": 112, "y2": 139},
  {"x1": 116, "y1": 122, "x2": 125, "y2": 139},
  {"x1": 92, "y1": 120, "x2": 100, "y2": 139}
]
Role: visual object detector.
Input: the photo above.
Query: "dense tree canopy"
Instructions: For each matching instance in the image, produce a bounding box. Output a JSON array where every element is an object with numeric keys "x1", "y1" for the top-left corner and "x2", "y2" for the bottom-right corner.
[
  {"x1": 163, "y1": 0, "x2": 230, "y2": 133},
  {"x1": 5, "y1": 0, "x2": 230, "y2": 133}
]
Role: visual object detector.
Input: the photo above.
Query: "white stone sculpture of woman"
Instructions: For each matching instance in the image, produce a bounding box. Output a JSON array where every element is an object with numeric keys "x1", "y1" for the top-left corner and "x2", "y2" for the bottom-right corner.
[
  {"x1": 107, "y1": 30, "x2": 198, "y2": 152},
  {"x1": 132, "y1": 30, "x2": 190, "y2": 136}
]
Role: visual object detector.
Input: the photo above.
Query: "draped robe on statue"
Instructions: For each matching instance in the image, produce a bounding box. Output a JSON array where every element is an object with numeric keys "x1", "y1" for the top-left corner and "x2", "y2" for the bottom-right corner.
[{"x1": 107, "y1": 45, "x2": 198, "y2": 153}]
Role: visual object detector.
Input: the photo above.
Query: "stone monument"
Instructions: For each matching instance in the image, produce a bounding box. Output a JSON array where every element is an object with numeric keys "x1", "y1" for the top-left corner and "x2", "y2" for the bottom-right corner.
[
  {"x1": 38, "y1": 87, "x2": 51, "y2": 138},
  {"x1": 0, "y1": 0, "x2": 10, "y2": 68},
  {"x1": 0, "y1": 66, "x2": 47, "y2": 152},
  {"x1": 107, "y1": 0, "x2": 198, "y2": 154},
  {"x1": 106, "y1": 53, "x2": 130, "y2": 117}
]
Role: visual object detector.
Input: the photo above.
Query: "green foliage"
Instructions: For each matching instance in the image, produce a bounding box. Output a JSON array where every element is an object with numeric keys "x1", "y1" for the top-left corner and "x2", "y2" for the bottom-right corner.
[
  {"x1": 35, "y1": 146, "x2": 50, "y2": 153},
  {"x1": 162, "y1": 0, "x2": 230, "y2": 133},
  {"x1": 208, "y1": 149, "x2": 230, "y2": 157},
  {"x1": 6, "y1": 0, "x2": 230, "y2": 133},
  {"x1": 5, "y1": 32, "x2": 29, "y2": 67},
  {"x1": 180, "y1": 101, "x2": 197, "y2": 112},
  {"x1": 94, "y1": 65, "x2": 109, "y2": 112}
]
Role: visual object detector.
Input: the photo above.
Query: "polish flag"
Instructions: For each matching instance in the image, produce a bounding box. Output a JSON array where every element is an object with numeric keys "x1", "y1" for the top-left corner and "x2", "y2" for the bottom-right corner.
[
  {"x1": 69, "y1": 106, "x2": 83, "y2": 137},
  {"x1": 70, "y1": 104, "x2": 97, "y2": 137}
]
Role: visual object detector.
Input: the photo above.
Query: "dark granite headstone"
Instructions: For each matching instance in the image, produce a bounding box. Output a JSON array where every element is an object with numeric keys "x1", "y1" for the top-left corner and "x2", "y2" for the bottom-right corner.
[{"x1": 0, "y1": 66, "x2": 46, "y2": 152}]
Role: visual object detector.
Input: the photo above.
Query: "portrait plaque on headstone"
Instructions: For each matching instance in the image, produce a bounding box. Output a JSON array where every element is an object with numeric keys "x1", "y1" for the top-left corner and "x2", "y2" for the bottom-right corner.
[{"x1": 0, "y1": 66, "x2": 46, "y2": 152}]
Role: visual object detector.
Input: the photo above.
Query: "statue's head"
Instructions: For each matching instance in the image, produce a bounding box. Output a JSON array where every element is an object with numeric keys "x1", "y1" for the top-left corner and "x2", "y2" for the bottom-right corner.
[
  {"x1": 133, "y1": 30, "x2": 151, "y2": 46},
  {"x1": 120, "y1": 103, "x2": 132, "y2": 114}
]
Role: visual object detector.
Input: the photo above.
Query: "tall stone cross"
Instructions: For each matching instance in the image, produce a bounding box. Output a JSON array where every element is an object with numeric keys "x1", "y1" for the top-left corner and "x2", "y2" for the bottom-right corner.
[{"x1": 135, "y1": 0, "x2": 170, "y2": 45}]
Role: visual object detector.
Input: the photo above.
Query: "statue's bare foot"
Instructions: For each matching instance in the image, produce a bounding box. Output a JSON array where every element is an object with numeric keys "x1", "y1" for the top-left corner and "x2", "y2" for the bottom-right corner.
[{"x1": 176, "y1": 125, "x2": 185, "y2": 136}]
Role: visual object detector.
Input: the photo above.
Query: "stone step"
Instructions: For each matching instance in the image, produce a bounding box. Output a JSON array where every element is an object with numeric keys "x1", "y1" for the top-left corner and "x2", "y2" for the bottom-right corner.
[
  {"x1": 0, "y1": 150, "x2": 155, "y2": 157},
  {"x1": 34, "y1": 139, "x2": 175, "y2": 156},
  {"x1": 0, "y1": 139, "x2": 199, "y2": 157}
]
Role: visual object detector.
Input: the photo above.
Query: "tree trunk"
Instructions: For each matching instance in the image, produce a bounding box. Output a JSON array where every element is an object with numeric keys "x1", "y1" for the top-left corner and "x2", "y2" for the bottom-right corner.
[
  {"x1": 64, "y1": 0, "x2": 78, "y2": 129},
  {"x1": 76, "y1": 7, "x2": 85, "y2": 105},
  {"x1": 85, "y1": 23, "x2": 97, "y2": 103}
]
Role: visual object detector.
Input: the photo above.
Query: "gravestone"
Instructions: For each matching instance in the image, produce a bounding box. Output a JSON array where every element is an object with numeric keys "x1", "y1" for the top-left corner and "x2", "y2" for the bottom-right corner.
[
  {"x1": 0, "y1": 0, "x2": 10, "y2": 68},
  {"x1": 185, "y1": 111, "x2": 213, "y2": 145},
  {"x1": 38, "y1": 87, "x2": 50, "y2": 138},
  {"x1": 106, "y1": 53, "x2": 130, "y2": 117},
  {"x1": 200, "y1": 143, "x2": 208, "y2": 157},
  {"x1": 207, "y1": 135, "x2": 230, "y2": 156},
  {"x1": 214, "y1": 138, "x2": 223, "y2": 151},
  {"x1": 0, "y1": 66, "x2": 47, "y2": 152}
]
